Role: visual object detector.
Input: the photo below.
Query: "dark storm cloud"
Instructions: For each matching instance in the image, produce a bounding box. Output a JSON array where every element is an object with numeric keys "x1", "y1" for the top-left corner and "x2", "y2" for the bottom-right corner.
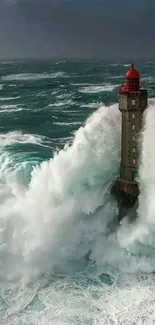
[{"x1": 0, "y1": 0, "x2": 155, "y2": 59}]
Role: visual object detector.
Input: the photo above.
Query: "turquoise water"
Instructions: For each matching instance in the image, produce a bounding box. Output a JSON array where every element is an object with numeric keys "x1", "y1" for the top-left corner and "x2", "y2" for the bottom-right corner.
[{"x1": 0, "y1": 59, "x2": 155, "y2": 324}]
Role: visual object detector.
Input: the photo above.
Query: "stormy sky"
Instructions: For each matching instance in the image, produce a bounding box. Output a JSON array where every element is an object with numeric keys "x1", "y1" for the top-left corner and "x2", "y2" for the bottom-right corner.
[{"x1": 0, "y1": 0, "x2": 155, "y2": 59}]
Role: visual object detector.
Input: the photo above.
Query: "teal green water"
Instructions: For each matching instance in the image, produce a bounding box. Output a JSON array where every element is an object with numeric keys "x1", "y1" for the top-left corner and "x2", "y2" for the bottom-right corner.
[{"x1": 0, "y1": 59, "x2": 155, "y2": 325}]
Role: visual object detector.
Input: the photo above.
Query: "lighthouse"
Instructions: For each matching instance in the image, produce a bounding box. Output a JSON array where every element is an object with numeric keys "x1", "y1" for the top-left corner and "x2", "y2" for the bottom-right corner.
[{"x1": 111, "y1": 64, "x2": 148, "y2": 220}]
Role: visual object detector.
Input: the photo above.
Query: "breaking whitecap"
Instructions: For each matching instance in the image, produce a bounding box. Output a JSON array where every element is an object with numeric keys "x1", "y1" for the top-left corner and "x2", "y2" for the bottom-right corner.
[
  {"x1": 1, "y1": 72, "x2": 69, "y2": 82},
  {"x1": 79, "y1": 84, "x2": 118, "y2": 93}
]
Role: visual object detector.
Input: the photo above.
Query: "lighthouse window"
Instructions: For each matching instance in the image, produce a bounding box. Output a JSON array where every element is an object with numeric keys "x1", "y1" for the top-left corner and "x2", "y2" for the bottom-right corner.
[
  {"x1": 132, "y1": 148, "x2": 136, "y2": 153},
  {"x1": 132, "y1": 100, "x2": 136, "y2": 105},
  {"x1": 132, "y1": 113, "x2": 135, "y2": 118},
  {"x1": 132, "y1": 135, "x2": 135, "y2": 141},
  {"x1": 132, "y1": 171, "x2": 137, "y2": 181},
  {"x1": 133, "y1": 159, "x2": 136, "y2": 164},
  {"x1": 132, "y1": 125, "x2": 135, "y2": 130}
]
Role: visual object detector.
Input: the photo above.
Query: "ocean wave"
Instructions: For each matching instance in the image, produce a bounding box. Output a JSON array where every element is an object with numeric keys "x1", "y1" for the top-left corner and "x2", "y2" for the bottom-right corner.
[
  {"x1": 0, "y1": 61, "x2": 17, "y2": 65},
  {"x1": 111, "y1": 63, "x2": 130, "y2": 67},
  {"x1": 80, "y1": 102, "x2": 103, "y2": 109},
  {"x1": 0, "y1": 131, "x2": 42, "y2": 146},
  {"x1": 111, "y1": 63, "x2": 120, "y2": 67},
  {"x1": 0, "y1": 101, "x2": 154, "y2": 283},
  {"x1": 71, "y1": 83, "x2": 94, "y2": 86},
  {"x1": 48, "y1": 99, "x2": 76, "y2": 107},
  {"x1": 53, "y1": 121, "x2": 82, "y2": 126},
  {"x1": 0, "y1": 84, "x2": 3, "y2": 90},
  {"x1": 55, "y1": 60, "x2": 68, "y2": 65},
  {"x1": 141, "y1": 76, "x2": 155, "y2": 83},
  {"x1": 0, "y1": 96, "x2": 21, "y2": 101},
  {"x1": 0, "y1": 104, "x2": 25, "y2": 113},
  {"x1": 56, "y1": 93, "x2": 72, "y2": 100},
  {"x1": 0, "y1": 108, "x2": 24, "y2": 114},
  {"x1": 8, "y1": 84, "x2": 17, "y2": 87},
  {"x1": 110, "y1": 75, "x2": 124, "y2": 80},
  {"x1": 79, "y1": 84, "x2": 118, "y2": 93},
  {"x1": 0, "y1": 104, "x2": 19, "y2": 108},
  {"x1": 1, "y1": 72, "x2": 69, "y2": 82},
  {"x1": 0, "y1": 104, "x2": 121, "y2": 282}
]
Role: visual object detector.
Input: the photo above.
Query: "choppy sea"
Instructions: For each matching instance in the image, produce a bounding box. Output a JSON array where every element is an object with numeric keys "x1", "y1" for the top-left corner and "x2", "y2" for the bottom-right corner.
[{"x1": 0, "y1": 59, "x2": 155, "y2": 325}]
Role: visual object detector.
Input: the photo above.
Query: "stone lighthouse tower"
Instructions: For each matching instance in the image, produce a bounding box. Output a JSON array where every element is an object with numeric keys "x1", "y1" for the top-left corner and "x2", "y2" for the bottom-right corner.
[{"x1": 111, "y1": 63, "x2": 148, "y2": 220}]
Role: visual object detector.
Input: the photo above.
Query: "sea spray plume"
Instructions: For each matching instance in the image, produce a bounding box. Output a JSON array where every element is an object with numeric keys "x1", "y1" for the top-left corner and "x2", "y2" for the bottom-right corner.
[
  {"x1": 0, "y1": 104, "x2": 121, "y2": 282},
  {"x1": 1, "y1": 102, "x2": 155, "y2": 286}
]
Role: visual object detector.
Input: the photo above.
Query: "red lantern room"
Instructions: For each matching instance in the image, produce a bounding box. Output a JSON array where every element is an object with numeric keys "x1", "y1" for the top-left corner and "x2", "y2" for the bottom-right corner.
[{"x1": 125, "y1": 63, "x2": 140, "y2": 92}]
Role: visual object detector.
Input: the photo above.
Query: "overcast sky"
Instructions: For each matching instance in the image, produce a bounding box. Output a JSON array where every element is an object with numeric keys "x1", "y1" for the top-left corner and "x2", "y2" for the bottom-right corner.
[{"x1": 0, "y1": 0, "x2": 154, "y2": 59}]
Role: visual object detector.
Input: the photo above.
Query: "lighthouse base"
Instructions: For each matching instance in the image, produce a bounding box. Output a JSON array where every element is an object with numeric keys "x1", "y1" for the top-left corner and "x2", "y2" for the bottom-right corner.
[{"x1": 111, "y1": 178, "x2": 139, "y2": 222}]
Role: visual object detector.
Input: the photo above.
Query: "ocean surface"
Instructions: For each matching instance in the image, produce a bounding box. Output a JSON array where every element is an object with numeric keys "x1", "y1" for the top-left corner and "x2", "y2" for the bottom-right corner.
[{"x1": 0, "y1": 59, "x2": 155, "y2": 325}]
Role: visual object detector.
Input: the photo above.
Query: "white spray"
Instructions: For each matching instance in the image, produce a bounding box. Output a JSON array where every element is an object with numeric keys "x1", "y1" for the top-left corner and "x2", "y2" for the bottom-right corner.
[
  {"x1": 0, "y1": 101, "x2": 155, "y2": 283},
  {"x1": 0, "y1": 104, "x2": 121, "y2": 281}
]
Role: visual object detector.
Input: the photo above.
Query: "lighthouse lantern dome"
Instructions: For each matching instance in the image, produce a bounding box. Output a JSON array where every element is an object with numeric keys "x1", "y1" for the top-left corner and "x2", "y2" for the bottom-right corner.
[{"x1": 125, "y1": 63, "x2": 140, "y2": 92}]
